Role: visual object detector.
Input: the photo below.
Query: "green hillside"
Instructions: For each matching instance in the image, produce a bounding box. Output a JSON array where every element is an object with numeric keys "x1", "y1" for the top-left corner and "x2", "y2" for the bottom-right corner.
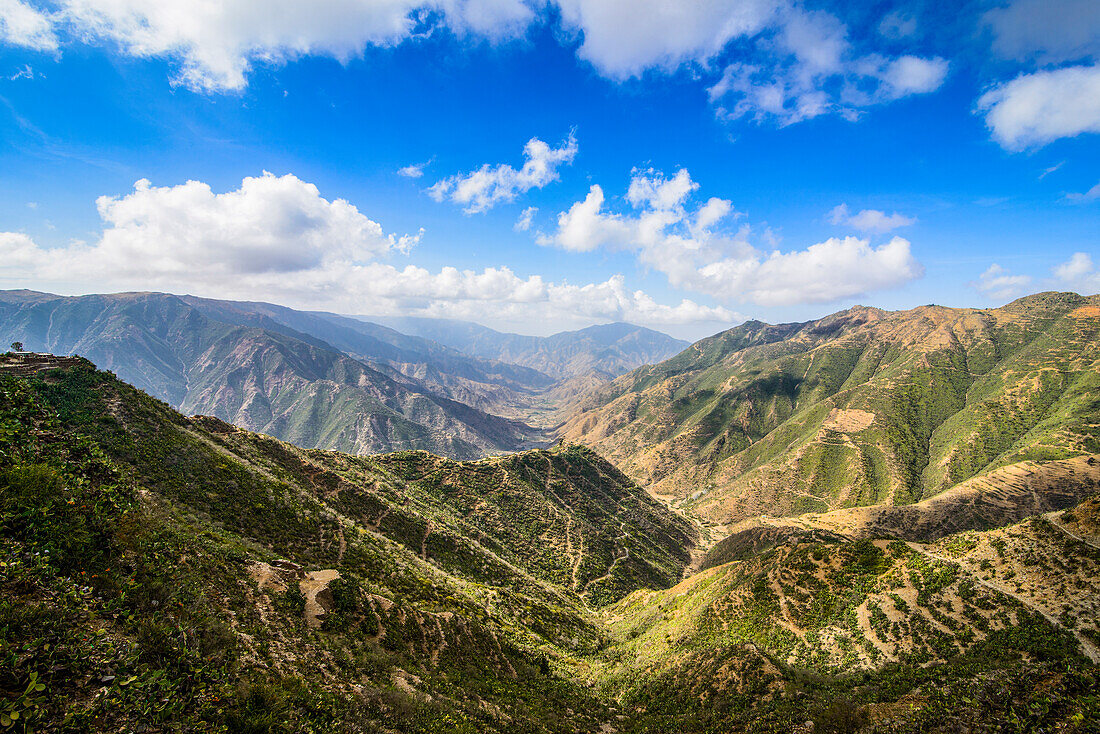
[
  {"x1": 2, "y1": 357, "x2": 1097, "y2": 732},
  {"x1": 563, "y1": 293, "x2": 1100, "y2": 526}
]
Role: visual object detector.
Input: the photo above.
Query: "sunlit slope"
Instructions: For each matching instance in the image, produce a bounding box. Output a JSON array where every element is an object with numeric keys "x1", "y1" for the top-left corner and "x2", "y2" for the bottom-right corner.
[
  {"x1": 594, "y1": 513, "x2": 1100, "y2": 732},
  {"x1": 0, "y1": 359, "x2": 693, "y2": 731},
  {"x1": 563, "y1": 292, "x2": 1100, "y2": 524}
]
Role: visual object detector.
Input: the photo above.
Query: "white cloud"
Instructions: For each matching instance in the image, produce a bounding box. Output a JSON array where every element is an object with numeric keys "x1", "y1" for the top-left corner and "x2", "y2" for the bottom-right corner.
[
  {"x1": 1039, "y1": 161, "x2": 1064, "y2": 179},
  {"x1": 90, "y1": 172, "x2": 418, "y2": 277},
  {"x1": 626, "y1": 168, "x2": 697, "y2": 210},
  {"x1": 429, "y1": 133, "x2": 577, "y2": 213},
  {"x1": 538, "y1": 168, "x2": 923, "y2": 306},
  {"x1": 1053, "y1": 252, "x2": 1100, "y2": 293},
  {"x1": 552, "y1": 0, "x2": 945, "y2": 126},
  {"x1": 984, "y1": 0, "x2": 1100, "y2": 66},
  {"x1": 397, "y1": 163, "x2": 427, "y2": 178},
  {"x1": 53, "y1": 0, "x2": 533, "y2": 92},
  {"x1": 0, "y1": 172, "x2": 735, "y2": 332},
  {"x1": 553, "y1": 0, "x2": 778, "y2": 80},
  {"x1": 828, "y1": 203, "x2": 916, "y2": 233},
  {"x1": 514, "y1": 205, "x2": 537, "y2": 231},
  {"x1": 2, "y1": 0, "x2": 948, "y2": 131},
  {"x1": 708, "y1": 11, "x2": 948, "y2": 127},
  {"x1": 7, "y1": 62, "x2": 36, "y2": 80},
  {"x1": 728, "y1": 236, "x2": 921, "y2": 306},
  {"x1": 0, "y1": 0, "x2": 56, "y2": 50},
  {"x1": 1066, "y1": 181, "x2": 1100, "y2": 202},
  {"x1": 973, "y1": 263, "x2": 1032, "y2": 300},
  {"x1": 978, "y1": 65, "x2": 1100, "y2": 150}
]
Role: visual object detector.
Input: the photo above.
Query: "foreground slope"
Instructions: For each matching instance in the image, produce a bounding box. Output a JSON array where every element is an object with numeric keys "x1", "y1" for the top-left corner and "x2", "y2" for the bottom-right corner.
[
  {"x1": 563, "y1": 292, "x2": 1100, "y2": 525},
  {"x1": 595, "y1": 514, "x2": 1099, "y2": 732},
  {"x1": 0, "y1": 357, "x2": 693, "y2": 732},
  {"x1": 2, "y1": 357, "x2": 1097, "y2": 732},
  {"x1": 0, "y1": 290, "x2": 546, "y2": 458}
]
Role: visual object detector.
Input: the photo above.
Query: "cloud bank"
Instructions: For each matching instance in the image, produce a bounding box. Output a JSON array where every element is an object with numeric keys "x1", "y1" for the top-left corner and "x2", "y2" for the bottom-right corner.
[
  {"x1": 4, "y1": 0, "x2": 947, "y2": 128},
  {"x1": 537, "y1": 167, "x2": 924, "y2": 306},
  {"x1": 0, "y1": 173, "x2": 736, "y2": 331}
]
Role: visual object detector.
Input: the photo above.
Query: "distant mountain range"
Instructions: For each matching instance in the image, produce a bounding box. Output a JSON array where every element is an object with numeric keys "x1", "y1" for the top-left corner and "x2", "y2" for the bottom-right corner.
[
  {"x1": 563, "y1": 291, "x2": 1100, "y2": 527},
  {"x1": 0, "y1": 290, "x2": 687, "y2": 457},
  {"x1": 365, "y1": 314, "x2": 689, "y2": 380}
]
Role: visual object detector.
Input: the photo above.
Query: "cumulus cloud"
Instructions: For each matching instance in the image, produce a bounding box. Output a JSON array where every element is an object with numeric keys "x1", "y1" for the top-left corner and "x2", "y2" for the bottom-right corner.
[
  {"x1": 49, "y1": 0, "x2": 539, "y2": 92},
  {"x1": 553, "y1": 0, "x2": 777, "y2": 79},
  {"x1": 429, "y1": 133, "x2": 577, "y2": 213},
  {"x1": 0, "y1": 172, "x2": 735, "y2": 332},
  {"x1": 95, "y1": 172, "x2": 420, "y2": 275},
  {"x1": 978, "y1": 65, "x2": 1100, "y2": 150},
  {"x1": 1053, "y1": 252, "x2": 1100, "y2": 293},
  {"x1": 973, "y1": 263, "x2": 1032, "y2": 300},
  {"x1": 3, "y1": 1, "x2": 948, "y2": 129},
  {"x1": 0, "y1": 0, "x2": 56, "y2": 50},
  {"x1": 828, "y1": 203, "x2": 916, "y2": 233},
  {"x1": 1066, "y1": 182, "x2": 1100, "y2": 202},
  {"x1": 984, "y1": 0, "x2": 1100, "y2": 66},
  {"x1": 538, "y1": 168, "x2": 923, "y2": 306}
]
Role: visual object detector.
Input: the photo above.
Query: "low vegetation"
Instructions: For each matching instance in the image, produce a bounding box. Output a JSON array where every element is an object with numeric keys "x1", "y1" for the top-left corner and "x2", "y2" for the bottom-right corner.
[{"x1": 2, "y1": 352, "x2": 1098, "y2": 731}]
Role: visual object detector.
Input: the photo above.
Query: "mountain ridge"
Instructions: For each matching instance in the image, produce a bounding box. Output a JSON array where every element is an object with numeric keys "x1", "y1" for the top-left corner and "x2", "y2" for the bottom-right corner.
[
  {"x1": 563, "y1": 292, "x2": 1100, "y2": 526},
  {"x1": 363, "y1": 314, "x2": 690, "y2": 380},
  {"x1": 0, "y1": 290, "x2": 547, "y2": 458},
  {"x1": 2, "y1": 354, "x2": 1098, "y2": 731}
]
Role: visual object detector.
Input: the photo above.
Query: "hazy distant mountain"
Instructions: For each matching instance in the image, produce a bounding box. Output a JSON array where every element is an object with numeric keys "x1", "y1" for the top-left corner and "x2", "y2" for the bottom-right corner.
[
  {"x1": 175, "y1": 296, "x2": 557, "y2": 417},
  {"x1": 0, "y1": 290, "x2": 546, "y2": 458},
  {"x1": 365, "y1": 315, "x2": 690, "y2": 379}
]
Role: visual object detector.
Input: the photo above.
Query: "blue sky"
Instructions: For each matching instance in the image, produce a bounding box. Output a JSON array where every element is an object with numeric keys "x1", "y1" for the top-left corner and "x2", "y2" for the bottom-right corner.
[{"x1": 0, "y1": 0, "x2": 1098, "y2": 339}]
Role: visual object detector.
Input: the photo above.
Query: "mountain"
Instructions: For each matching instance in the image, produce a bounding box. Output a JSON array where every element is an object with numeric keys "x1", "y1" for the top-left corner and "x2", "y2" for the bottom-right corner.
[
  {"x1": 562, "y1": 292, "x2": 1100, "y2": 527},
  {"x1": 2, "y1": 356, "x2": 1096, "y2": 732},
  {"x1": 365, "y1": 315, "x2": 690, "y2": 380},
  {"x1": 0, "y1": 290, "x2": 546, "y2": 458},
  {"x1": 0, "y1": 356, "x2": 694, "y2": 732},
  {"x1": 176, "y1": 296, "x2": 559, "y2": 419}
]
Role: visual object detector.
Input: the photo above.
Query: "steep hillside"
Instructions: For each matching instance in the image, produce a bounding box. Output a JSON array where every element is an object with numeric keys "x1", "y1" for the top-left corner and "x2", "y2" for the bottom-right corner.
[
  {"x1": 177, "y1": 296, "x2": 558, "y2": 419},
  {"x1": 595, "y1": 516, "x2": 1099, "y2": 732},
  {"x1": 2, "y1": 357, "x2": 1096, "y2": 732},
  {"x1": 0, "y1": 357, "x2": 692, "y2": 732},
  {"x1": 563, "y1": 292, "x2": 1100, "y2": 525},
  {"x1": 700, "y1": 455, "x2": 1100, "y2": 554},
  {"x1": 0, "y1": 291, "x2": 546, "y2": 458},
  {"x1": 365, "y1": 316, "x2": 690, "y2": 380}
]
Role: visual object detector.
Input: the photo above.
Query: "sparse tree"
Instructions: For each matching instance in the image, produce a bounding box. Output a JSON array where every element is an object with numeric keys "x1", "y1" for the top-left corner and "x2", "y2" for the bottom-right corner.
[{"x1": 9, "y1": 341, "x2": 23, "y2": 353}]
